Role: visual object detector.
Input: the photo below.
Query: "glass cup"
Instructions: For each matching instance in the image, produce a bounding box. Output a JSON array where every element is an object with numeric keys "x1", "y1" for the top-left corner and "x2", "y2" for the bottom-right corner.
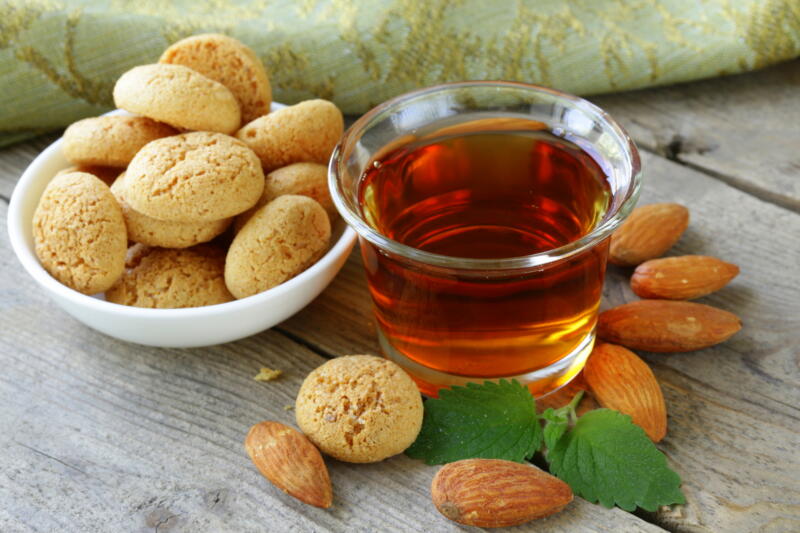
[{"x1": 329, "y1": 81, "x2": 642, "y2": 398}]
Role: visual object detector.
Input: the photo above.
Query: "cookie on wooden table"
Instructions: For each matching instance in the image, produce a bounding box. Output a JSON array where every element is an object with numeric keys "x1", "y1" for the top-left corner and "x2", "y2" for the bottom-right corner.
[
  {"x1": 234, "y1": 162, "x2": 335, "y2": 232},
  {"x1": 113, "y1": 64, "x2": 241, "y2": 134},
  {"x1": 225, "y1": 195, "x2": 331, "y2": 299},
  {"x1": 32, "y1": 171, "x2": 127, "y2": 295},
  {"x1": 62, "y1": 115, "x2": 176, "y2": 167},
  {"x1": 106, "y1": 244, "x2": 233, "y2": 308},
  {"x1": 160, "y1": 33, "x2": 271, "y2": 124},
  {"x1": 295, "y1": 355, "x2": 423, "y2": 463},
  {"x1": 236, "y1": 100, "x2": 343, "y2": 171},
  {"x1": 124, "y1": 132, "x2": 264, "y2": 223},
  {"x1": 110, "y1": 172, "x2": 232, "y2": 248}
]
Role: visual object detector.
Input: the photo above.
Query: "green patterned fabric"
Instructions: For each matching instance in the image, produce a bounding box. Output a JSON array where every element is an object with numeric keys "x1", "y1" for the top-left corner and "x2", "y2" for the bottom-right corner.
[{"x1": 2, "y1": 0, "x2": 799, "y2": 147}]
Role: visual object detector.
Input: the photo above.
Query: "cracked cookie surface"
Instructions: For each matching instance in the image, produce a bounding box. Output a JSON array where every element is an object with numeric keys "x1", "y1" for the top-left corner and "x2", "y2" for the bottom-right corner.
[
  {"x1": 225, "y1": 194, "x2": 330, "y2": 299},
  {"x1": 236, "y1": 99, "x2": 343, "y2": 171},
  {"x1": 295, "y1": 355, "x2": 423, "y2": 463},
  {"x1": 105, "y1": 244, "x2": 233, "y2": 308},
  {"x1": 111, "y1": 172, "x2": 232, "y2": 248},
  {"x1": 63, "y1": 115, "x2": 176, "y2": 167},
  {"x1": 160, "y1": 33, "x2": 271, "y2": 125},
  {"x1": 124, "y1": 131, "x2": 264, "y2": 223},
  {"x1": 32, "y1": 171, "x2": 127, "y2": 295},
  {"x1": 113, "y1": 64, "x2": 240, "y2": 134},
  {"x1": 234, "y1": 162, "x2": 336, "y2": 232}
]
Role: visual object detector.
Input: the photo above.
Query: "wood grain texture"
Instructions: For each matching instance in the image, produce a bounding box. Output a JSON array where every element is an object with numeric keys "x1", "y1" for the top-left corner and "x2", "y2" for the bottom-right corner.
[
  {"x1": 0, "y1": 150, "x2": 660, "y2": 531},
  {"x1": 3, "y1": 62, "x2": 800, "y2": 531},
  {"x1": 282, "y1": 150, "x2": 800, "y2": 532},
  {"x1": 593, "y1": 59, "x2": 800, "y2": 212}
]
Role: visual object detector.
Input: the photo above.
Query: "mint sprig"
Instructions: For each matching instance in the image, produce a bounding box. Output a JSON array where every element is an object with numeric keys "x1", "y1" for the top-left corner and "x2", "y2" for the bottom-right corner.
[
  {"x1": 405, "y1": 380, "x2": 540, "y2": 465},
  {"x1": 541, "y1": 390, "x2": 583, "y2": 453},
  {"x1": 547, "y1": 409, "x2": 685, "y2": 511},
  {"x1": 406, "y1": 382, "x2": 684, "y2": 511}
]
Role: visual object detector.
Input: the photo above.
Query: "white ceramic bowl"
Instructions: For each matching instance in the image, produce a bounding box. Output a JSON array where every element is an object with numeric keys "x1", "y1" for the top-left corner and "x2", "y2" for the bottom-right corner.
[{"x1": 7, "y1": 105, "x2": 357, "y2": 347}]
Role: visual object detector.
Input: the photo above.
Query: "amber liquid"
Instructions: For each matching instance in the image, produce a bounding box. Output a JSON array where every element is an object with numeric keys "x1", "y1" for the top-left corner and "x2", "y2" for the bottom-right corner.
[{"x1": 359, "y1": 124, "x2": 612, "y2": 396}]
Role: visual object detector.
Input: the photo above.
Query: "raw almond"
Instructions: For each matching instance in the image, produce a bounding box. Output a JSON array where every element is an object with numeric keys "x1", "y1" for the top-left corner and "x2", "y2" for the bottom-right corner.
[
  {"x1": 584, "y1": 342, "x2": 667, "y2": 442},
  {"x1": 609, "y1": 203, "x2": 689, "y2": 267},
  {"x1": 431, "y1": 458, "x2": 572, "y2": 528},
  {"x1": 244, "y1": 421, "x2": 333, "y2": 508},
  {"x1": 598, "y1": 299, "x2": 742, "y2": 352},
  {"x1": 631, "y1": 255, "x2": 739, "y2": 300}
]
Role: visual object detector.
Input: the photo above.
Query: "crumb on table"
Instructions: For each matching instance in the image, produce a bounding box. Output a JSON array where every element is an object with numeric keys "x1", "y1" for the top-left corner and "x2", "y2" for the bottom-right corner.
[{"x1": 254, "y1": 367, "x2": 282, "y2": 382}]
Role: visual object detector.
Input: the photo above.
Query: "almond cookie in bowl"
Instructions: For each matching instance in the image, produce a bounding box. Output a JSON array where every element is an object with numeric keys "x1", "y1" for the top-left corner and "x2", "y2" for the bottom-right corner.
[
  {"x1": 225, "y1": 195, "x2": 331, "y2": 299},
  {"x1": 106, "y1": 244, "x2": 234, "y2": 308},
  {"x1": 234, "y1": 162, "x2": 336, "y2": 232},
  {"x1": 124, "y1": 131, "x2": 264, "y2": 223},
  {"x1": 236, "y1": 99, "x2": 343, "y2": 171},
  {"x1": 113, "y1": 64, "x2": 241, "y2": 134},
  {"x1": 32, "y1": 171, "x2": 127, "y2": 295},
  {"x1": 110, "y1": 172, "x2": 232, "y2": 249},
  {"x1": 62, "y1": 115, "x2": 176, "y2": 167},
  {"x1": 160, "y1": 33, "x2": 271, "y2": 124}
]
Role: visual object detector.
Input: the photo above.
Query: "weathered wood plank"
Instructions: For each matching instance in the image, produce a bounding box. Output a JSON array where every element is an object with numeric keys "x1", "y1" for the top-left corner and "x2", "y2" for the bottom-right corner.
[
  {"x1": 593, "y1": 59, "x2": 800, "y2": 211},
  {"x1": 282, "y1": 150, "x2": 800, "y2": 532},
  {"x1": 2, "y1": 58, "x2": 799, "y2": 530},
  {"x1": 0, "y1": 186, "x2": 661, "y2": 529}
]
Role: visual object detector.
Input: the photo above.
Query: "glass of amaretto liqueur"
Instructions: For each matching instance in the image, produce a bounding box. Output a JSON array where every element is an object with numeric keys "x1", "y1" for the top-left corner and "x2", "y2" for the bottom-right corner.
[{"x1": 329, "y1": 81, "x2": 642, "y2": 398}]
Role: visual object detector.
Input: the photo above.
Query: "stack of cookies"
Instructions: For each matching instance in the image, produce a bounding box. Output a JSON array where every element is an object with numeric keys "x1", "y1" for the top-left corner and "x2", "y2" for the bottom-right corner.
[{"x1": 32, "y1": 34, "x2": 344, "y2": 309}]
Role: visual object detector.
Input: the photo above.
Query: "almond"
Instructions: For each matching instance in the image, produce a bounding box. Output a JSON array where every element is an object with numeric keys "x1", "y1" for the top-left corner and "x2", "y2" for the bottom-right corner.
[
  {"x1": 244, "y1": 421, "x2": 333, "y2": 508},
  {"x1": 631, "y1": 255, "x2": 739, "y2": 300},
  {"x1": 536, "y1": 372, "x2": 600, "y2": 416},
  {"x1": 584, "y1": 342, "x2": 667, "y2": 441},
  {"x1": 598, "y1": 299, "x2": 742, "y2": 352},
  {"x1": 609, "y1": 203, "x2": 689, "y2": 266},
  {"x1": 431, "y1": 459, "x2": 572, "y2": 528}
]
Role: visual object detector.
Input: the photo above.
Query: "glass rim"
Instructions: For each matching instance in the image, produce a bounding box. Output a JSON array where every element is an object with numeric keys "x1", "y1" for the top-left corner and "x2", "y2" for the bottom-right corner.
[{"x1": 329, "y1": 80, "x2": 643, "y2": 271}]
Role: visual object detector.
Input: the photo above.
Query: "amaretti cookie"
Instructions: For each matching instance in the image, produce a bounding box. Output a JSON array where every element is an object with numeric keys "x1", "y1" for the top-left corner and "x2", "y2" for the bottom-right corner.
[
  {"x1": 236, "y1": 100, "x2": 343, "y2": 171},
  {"x1": 110, "y1": 173, "x2": 232, "y2": 248},
  {"x1": 113, "y1": 64, "x2": 241, "y2": 134},
  {"x1": 124, "y1": 131, "x2": 264, "y2": 222},
  {"x1": 295, "y1": 355, "x2": 424, "y2": 463},
  {"x1": 160, "y1": 33, "x2": 271, "y2": 124},
  {"x1": 62, "y1": 115, "x2": 176, "y2": 167},
  {"x1": 225, "y1": 195, "x2": 330, "y2": 299},
  {"x1": 32, "y1": 172, "x2": 127, "y2": 295},
  {"x1": 105, "y1": 244, "x2": 233, "y2": 308},
  {"x1": 235, "y1": 162, "x2": 335, "y2": 232}
]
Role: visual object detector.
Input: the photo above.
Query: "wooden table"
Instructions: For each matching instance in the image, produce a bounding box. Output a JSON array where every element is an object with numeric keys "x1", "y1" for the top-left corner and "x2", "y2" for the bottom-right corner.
[{"x1": 2, "y1": 61, "x2": 798, "y2": 532}]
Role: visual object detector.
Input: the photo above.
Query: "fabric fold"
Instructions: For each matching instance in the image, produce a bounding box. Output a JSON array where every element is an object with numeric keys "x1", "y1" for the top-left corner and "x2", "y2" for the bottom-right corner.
[{"x1": 1, "y1": 0, "x2": 798, "y2": 146}]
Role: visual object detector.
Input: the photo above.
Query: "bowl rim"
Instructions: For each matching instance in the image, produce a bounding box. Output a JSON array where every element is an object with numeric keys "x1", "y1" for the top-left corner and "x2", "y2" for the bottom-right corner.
[{"x1": 7, "y1": 106, "x2": 357, "y2": 319}]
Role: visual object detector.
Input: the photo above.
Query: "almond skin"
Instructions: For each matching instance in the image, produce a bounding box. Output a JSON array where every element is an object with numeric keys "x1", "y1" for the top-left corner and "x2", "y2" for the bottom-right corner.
[
  {"x1": 431, "y1": 459, "x2": 572, "y2": 528},
  {"x1": 584, "y1": 343, "x2": 667, "y2": 441},
  {"x1": 609, "y1": 203, "x2": 689, "y2": 267},
  {"x1": 598, "y1": 300, "x2": 742, "y2": 352},
  {"x1": 244, "y1": 421, "x2": 333, "y2": 508},
  {"x1": 631, "y1": 255, "x2": 739, "y2": 300}
]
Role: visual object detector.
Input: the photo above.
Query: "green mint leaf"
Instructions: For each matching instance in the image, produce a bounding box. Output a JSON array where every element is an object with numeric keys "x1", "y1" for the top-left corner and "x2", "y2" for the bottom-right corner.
[
  {"x1": 547, "y1": 409, "x2": 685, "y2": 511},
  {"x1": 405, "y1": 380, "x2": 541, "y2": 465},
  {"x1": 541, "y1": 408, "x2": 569, "y2": 452}
]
